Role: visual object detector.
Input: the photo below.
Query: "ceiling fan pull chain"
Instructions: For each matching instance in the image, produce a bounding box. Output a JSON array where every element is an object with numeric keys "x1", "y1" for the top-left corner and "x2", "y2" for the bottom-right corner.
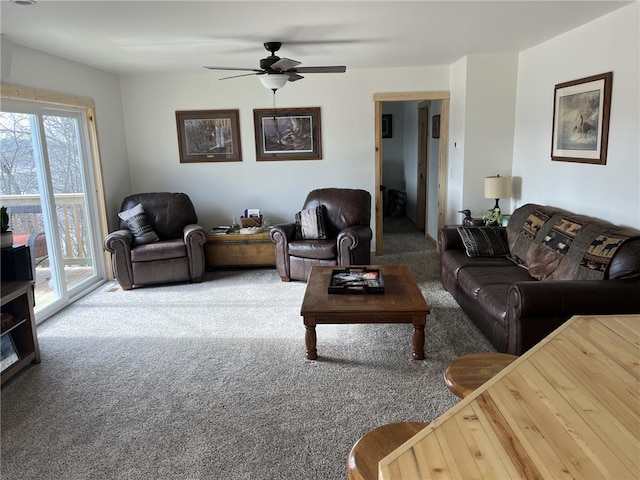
[{"x1": 272, "y1": 90, "x2": 277, "y2": 120}]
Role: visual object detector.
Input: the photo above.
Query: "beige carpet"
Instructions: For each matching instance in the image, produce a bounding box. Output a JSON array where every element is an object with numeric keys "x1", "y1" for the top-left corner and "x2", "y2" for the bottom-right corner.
[{"x1": 1, "y1": 217, "x2": 494, "y2": 480}]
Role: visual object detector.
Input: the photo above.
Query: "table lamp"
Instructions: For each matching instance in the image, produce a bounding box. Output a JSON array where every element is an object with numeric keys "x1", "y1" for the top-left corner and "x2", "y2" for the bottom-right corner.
[{"x1": 484, "y1": 175, "x2": 512, "y2": 213}]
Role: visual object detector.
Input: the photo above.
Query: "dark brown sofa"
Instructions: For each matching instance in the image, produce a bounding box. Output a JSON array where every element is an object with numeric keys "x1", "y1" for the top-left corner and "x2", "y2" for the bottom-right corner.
[
  {"x1": 104, "y1": 192, "x2": 206, "y2": 290},
  {"x1": 270, "y1": 188, "x2": 372, "y2": 282},
  {"x1": 439, "y1": 203, "x2": 640, "y2": 355}
]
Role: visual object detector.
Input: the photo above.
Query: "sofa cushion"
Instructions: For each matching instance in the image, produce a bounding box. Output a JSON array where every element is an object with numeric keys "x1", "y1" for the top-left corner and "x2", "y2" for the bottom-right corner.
[
  {"x1": 131, "y1": 239, "x2": 186, "y2": 262},
  {"x1": 457, "y1": 226, "x2": 509, "y2": 257},
  {"x1": 118, "y1": 203, "x2": 159, "y2": 245},
  {"x1": 295, "y1": 205, "x2": 328, "y2": 240},
  {"x1": 476, "y1": 284, "x2": 511, "y2": 327},
  {"x1": 288, "y1": 238, "x2": 336, "y2": 260},
  {"x1": 457, "y1": 265, "x2": 534, "y2": 300},
  {"x1": 441, "y1": 250, "x2": 515, "y2": 281},
  {"x1": 608, "y1": 238, "x2": 640, "y2": 279}
]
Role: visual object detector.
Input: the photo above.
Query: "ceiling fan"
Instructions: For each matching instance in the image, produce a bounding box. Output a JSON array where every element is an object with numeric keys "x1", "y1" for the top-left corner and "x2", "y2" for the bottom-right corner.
[{"x1": 204, "y1": 42, "x2": 346, "y2": 91}]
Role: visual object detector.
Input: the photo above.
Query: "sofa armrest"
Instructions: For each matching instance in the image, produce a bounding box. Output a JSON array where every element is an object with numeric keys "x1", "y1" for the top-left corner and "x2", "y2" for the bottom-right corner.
[
  {"x1": 506, "y1": 279, "x2": 640, "y2": 354},
  {"x1": 270, "y1": 223, "x2": 296, "y2": 280},
  {"x1": 183, "y1": 224, "x2": 207, "y2": 280},
  {"x1": 337, "y1": 225, "x2": 372, "y2": 265},
  {"x1": 104, "y1": 229, "x2": 133, "y2": 254},
  {"x1": 103, "y1": 229, "x2": 134, "y2": 288},
  {"x1": 438, "y1": 227, "x2": 464, "y2": 251}
]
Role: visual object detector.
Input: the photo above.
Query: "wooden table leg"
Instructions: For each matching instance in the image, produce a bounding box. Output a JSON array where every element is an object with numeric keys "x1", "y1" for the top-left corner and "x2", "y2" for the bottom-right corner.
[
  {"x1": 305, "y1": 324, "x2": 318, "y2": 360},
  {"x1": 412, "y1": 319, "x2": 425, "y2": 360}
]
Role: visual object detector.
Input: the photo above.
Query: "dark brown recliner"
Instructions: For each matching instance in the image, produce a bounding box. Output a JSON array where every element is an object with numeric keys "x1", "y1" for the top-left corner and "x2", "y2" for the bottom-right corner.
[
  {"x1": 104, "y1": 192, "x2": 206, "y2": 290},
  {"x1": 270, "y1": 188, "x2": 372, "y2": 282}
]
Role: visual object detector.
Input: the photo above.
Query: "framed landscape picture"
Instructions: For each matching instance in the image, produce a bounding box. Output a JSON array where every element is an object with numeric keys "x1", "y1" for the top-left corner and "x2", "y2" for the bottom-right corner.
[
  {"x1": 551, "y1": 72, "x2": 612, "y2": 165},
  {"x1": 175, "y1": 110, "x2": 242, "y2": 163},
  {"x1": 253, "y1": 107, "x2": 322, "y2": 161}
]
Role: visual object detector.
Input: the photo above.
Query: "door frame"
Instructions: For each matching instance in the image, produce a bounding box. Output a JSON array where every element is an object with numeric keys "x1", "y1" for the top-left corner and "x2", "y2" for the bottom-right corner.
[
  {"x1": 373, "y1": 91, "x2": 450, "y2": 255},
  {"x1": 1, "y1": 83, "x2": 109, "y2": 274}
]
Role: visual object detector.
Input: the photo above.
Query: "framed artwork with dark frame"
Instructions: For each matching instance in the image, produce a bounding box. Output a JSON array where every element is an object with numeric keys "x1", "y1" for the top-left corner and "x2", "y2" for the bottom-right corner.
[
  {"x1": 175, "y1": 110, "x2": 242, "y2": 163},
  {"x1": 432, "y1": 114, "x2": 441, "y2": 138},
  {"x1": 551, "y1": 72, "x2": 612, "y2": 165},
  {"x1": 253, "y1": 107, "x2": 322, "y2": 161},
  {"x1": 382, "y1": 114, "x2": 392, "y2": 138}
]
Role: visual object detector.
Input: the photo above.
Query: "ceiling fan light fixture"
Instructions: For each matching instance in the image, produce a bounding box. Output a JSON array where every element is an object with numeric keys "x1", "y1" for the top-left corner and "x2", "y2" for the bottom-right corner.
[{"x1": 259, "y1": 74, "x2": 288, "y2": 91}]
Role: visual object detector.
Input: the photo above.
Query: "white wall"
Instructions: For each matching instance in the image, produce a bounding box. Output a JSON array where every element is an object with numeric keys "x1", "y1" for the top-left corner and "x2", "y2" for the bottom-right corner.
[
  {"x1": 382, "y1": 102, "x2": 406, "y2": 193},
  {"x1": 512, "y1": 2, "x2": 639, "y2": 228},
  {"x1": 402, "y1": 101, "x2": 419, "y2": 221},
  {"x1": 427, "y1": 100, "x2": 441, "y2": 239},
  {"x1": 464, "y1": 54, "x2": 518, "y2": 214},
  {"x1": 119, "y1": 66, "x2": 450, "y2": 244},
  {"x1": 3, "y1": 44, "x2": 131, "y2": 223},
  {"x1": 447, "y1": 57, "x2": 468, "y2": 225}
]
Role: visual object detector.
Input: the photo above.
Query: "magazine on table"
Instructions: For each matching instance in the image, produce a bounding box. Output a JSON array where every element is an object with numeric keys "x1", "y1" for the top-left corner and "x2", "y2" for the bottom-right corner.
[{"x1": 328, "y1": 268, "x2": 384, "y2": 294}]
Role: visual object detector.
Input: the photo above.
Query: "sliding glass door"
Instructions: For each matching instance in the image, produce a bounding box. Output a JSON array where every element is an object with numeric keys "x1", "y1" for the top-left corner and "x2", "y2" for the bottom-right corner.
[{"x1": 0, "y1": 100, "x2": 106, "y2": 322}]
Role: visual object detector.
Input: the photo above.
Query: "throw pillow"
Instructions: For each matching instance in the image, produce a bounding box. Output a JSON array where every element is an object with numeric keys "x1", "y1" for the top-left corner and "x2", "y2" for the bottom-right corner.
[
  {"x1": 457, "y1": 226, "x2": 509, "y2": 257},
  {"x1": 118, "y1": 203, "x2": 159, "y2": 245},
  {"x1": 295, "y1": 205, "x2": 328, "y2": 240}
]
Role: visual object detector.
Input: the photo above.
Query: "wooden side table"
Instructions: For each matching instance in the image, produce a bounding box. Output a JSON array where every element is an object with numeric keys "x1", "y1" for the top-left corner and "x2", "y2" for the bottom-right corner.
[
  {"x1": 1, "y1": 281, "x2": 40, "y2": 385},
  {"x1": 347, "y1": 422, "x2": 429, "y2": 480},
  {"x1": 205, "y1": 231, "x2": 275, "y2": 269},
  {"x1": 443, "y1": 352, "x2": 517, "y2": 399}
]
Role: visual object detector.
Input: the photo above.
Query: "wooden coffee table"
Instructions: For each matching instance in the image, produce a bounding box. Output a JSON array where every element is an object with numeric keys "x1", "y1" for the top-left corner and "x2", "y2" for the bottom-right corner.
[{"x1": 300, "y1": 265, "x2": 430, "y2": 360}]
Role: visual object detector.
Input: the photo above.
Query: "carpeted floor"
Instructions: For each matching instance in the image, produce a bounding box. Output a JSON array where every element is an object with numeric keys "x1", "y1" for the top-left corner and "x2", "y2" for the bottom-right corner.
[{"x1": 1, "y1": 217, "x2": 494, "y2": 480}]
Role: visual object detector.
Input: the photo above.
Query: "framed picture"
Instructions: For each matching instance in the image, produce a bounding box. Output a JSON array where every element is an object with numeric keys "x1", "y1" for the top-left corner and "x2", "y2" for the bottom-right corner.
[
  {"x1": 432, "y1": 114, "x2": 440, "y2": 138},
  {"x1": 551, "y1": 72, "x2": 613, "y2": 165},
  {"x1": 1, "y1": 334, "x2": 20, "y2": 372},
  {"x1": 175, "y1": 110, "x2": 242, "y2": 163},
  {"x1": 253, "y1": 107, "x2": 322, "y2": 161},
  {"x1": 382, "y1": 114, "x2": 392, "y2": 138}
]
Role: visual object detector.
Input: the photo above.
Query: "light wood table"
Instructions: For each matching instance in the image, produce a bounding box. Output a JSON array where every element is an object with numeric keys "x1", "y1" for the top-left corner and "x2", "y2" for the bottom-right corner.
[
  {"x1": 205, "y1": 231, "x2": 275, "y2": 268},
  {"x1": 300, "y1": 265, "x2": 430, "y2": 360},
  {"x1": 379, "y1": 314, "x2": 640, "y2": 479}
]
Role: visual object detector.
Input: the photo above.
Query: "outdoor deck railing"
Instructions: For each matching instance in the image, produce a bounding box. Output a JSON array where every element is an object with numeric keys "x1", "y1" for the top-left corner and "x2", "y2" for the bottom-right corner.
[{"x1": 1, "y1": 193, "x2": 90, "y2": 264}]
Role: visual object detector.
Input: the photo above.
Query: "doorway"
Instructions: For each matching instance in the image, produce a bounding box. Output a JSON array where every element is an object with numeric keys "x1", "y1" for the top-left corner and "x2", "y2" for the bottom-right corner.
[
  {"x1": 374, "y1": 92, "x2": 450, "y2": 255},
  {"x1": 1, "y1": 96, "x2": 107, "y2": 323}
]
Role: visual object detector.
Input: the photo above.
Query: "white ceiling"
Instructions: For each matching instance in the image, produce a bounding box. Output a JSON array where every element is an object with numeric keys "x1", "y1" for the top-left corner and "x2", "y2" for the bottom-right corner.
[{"x1": 0, "y1": 0, "x2": 632, "y2": 76}]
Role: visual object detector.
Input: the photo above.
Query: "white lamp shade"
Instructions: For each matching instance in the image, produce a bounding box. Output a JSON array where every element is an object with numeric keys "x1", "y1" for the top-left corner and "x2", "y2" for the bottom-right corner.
[
  {"x1": 484, "y1": 175, "x2": 512, "y2": 199},
  {"x1": 259, "y1": 74, "x2": 289, "y2": 90}
]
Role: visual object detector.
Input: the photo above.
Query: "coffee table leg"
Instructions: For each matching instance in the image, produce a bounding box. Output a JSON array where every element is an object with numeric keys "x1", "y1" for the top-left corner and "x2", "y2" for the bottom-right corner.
[
  {"x1": 305, "y1": 325, "x2": 318, "y2": 360},
  {"x1": 412, "y1": 319, "x2": 425, "y2": 360}
]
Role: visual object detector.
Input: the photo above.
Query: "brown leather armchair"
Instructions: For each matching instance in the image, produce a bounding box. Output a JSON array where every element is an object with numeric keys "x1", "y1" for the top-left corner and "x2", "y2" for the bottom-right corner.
[
  {"x1": 104, "y1": 192, "x2": 206, "y2": 290},
  {"x1": 270, "y1": 188, "x2": 372, "y2": 282}
]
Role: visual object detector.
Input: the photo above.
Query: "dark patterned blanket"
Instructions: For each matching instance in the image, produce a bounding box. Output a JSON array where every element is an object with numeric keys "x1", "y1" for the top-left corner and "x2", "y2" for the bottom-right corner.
[{"x1": 506, "y1": 204, "x2": 639, "y2": 281}]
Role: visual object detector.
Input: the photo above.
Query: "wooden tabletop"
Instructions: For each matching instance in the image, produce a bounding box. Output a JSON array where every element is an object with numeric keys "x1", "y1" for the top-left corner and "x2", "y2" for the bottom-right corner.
[{"x1": 379, "y1": 314, "x2": 640, "y2": 479}]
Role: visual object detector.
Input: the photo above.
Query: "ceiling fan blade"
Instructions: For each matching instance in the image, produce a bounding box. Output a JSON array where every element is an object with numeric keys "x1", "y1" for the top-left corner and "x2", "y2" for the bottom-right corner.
[
  {"x1": 218, "y1": 72, "x2": 260, "y2": 80},
  {"x1": 294, "y1": 66, "x2": 346, "y2": 74},
  {"x1": 287, "y1": 73, "x2": 304, "y2": 82},
  {"x1": 204, "y1": 66, "x2": 262, "y2": 72},
  {"x1": 270, "y1": 57, "x2": 301, "y2": 71}
]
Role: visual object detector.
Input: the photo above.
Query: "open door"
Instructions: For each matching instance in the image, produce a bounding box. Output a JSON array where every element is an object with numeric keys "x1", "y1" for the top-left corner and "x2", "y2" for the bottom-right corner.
[{"x1": 373, "y1": 92, "x2": 450, "y2": 255}]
